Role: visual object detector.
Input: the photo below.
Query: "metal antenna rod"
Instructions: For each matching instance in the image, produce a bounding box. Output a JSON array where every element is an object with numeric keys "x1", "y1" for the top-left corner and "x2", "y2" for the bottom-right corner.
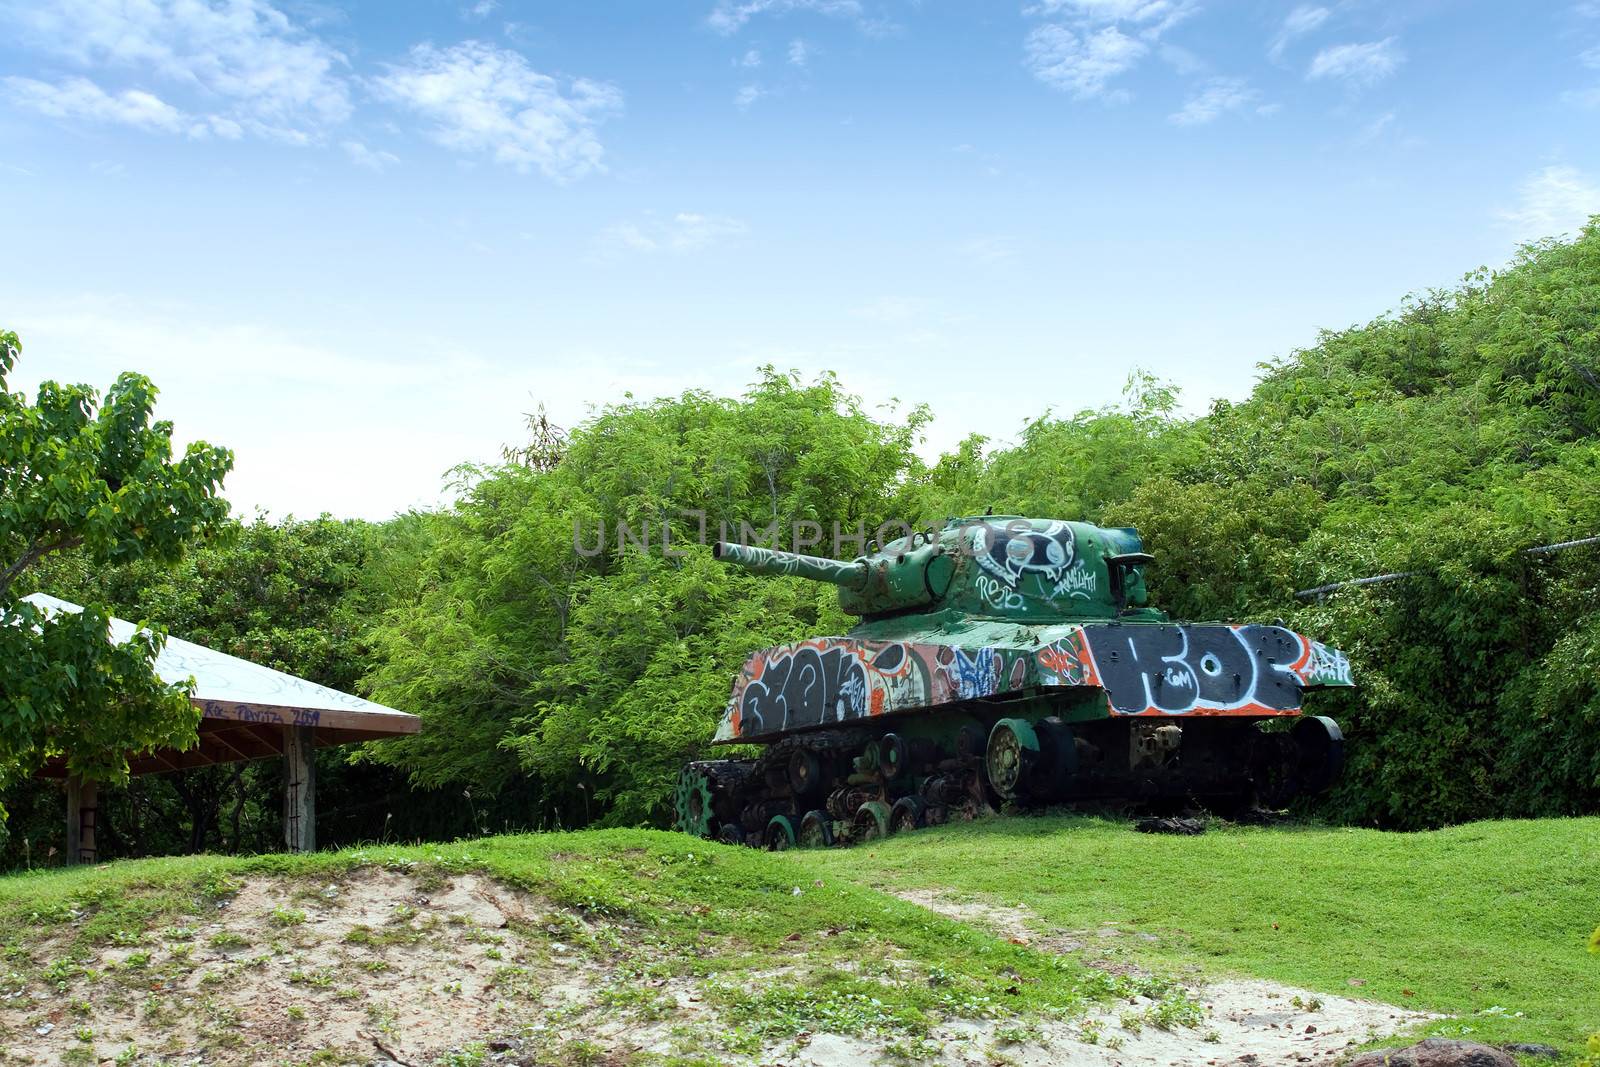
[{"x1": 1293, "y1": 534, "x2": 1600, "y2": 601}]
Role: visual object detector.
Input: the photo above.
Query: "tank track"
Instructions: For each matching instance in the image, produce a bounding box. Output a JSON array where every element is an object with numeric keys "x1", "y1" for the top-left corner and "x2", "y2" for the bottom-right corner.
[{"x1": 673, "y1": 710, "x2": 1343, "y2": 849}]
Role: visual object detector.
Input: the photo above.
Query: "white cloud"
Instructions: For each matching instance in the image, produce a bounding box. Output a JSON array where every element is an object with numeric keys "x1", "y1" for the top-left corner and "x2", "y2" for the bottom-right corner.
[
  {"x1": 1269, "y1": 5, "x2": 1329, "y2": 62},
  {"x1": 1351, "y1": 110, "x2": 1395, "y2": 143},
  {"x1": 707, "y1": 0, "x2": 868, "y2": 35},
  {"x1": 375, "y1": 42, "x2": 621, "y2": 180},
  {"x1": 591, "y1": 212, "x2": 748, "y2": 262},
  {"x1": 2, "y1": 75, "x2": 186, "y2": 132},
  {"x1": 1023, "y1": 0, "x2": 1191, "y2": 99},
  {"x1": 735, "y1": 83, "x2": 767, "y2": 109},
  {"x1": 1308, "y1": 38, "x2": 1404, "y2": 88},
  {"x1": 788, "y1": 39, "x2": 810, "y2": 67},
  {"x1": 1028, "y1": 0, "x2": 1196, "y2": 37},
  {"x1": 739, "y1": 48, "x2": 762, "y2": 67},
  {"x1": 1158, "y1": 42, "x2": 1205, "y2": 75},
  {"x1": 465, "y1": 0, "x2": 498, "y2": 18},
  {"x1": 5, "y1": 0, "x2": 352, "y2": 136},
  {"x1": 1025, "y1": 24, "x2": 1146, "y2": 99},
  {"x1": 342, "y1": 140, "x2": 399, "y2": 171},
  {"x1": 1500, "y1": 165, "x2": 1600, "y2": 240},
  {"x1": 1169, "y1": 77, "x2": 1258, "y2": 125},
  {"x1": 206, "y1": 115, "x2": 245, "y2": 139}
]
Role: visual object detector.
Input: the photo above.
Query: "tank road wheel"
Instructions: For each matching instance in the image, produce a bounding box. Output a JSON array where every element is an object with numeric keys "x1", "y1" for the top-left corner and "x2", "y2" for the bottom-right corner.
[
  {"x1": 1292, "y1": 715, "x2": 1344, "y2": 796},
  {"x1": 986, "y1": 718, "x2": 1040, "y2": 801},
  {"x1": 889, "y1": 795, "x2": 926, "y2": 834},
  {"x1": 787, "y1": 749, "x2": 821, "y2": 797},
  {"x1": 853, "y1": 800, "x2": 891, "y2": 842},
  {"x1": 955, "y1": 724, "x2": 987, "y2": 762},
  {"x1": 717, "y1": 823, "x2": 747, "y2": 846},
  {"x1": 764, "y1": 815, "x2": 798, "y2": 851},
  {"x1": 673, "y1": 766, "x2": 718, "y2": 838},
  {"x1": 878, "y1": 733, "x2": 909, "y2": 780},
  {"x1": 799, "y1": 809, "x2": 834, "y2": 849}
]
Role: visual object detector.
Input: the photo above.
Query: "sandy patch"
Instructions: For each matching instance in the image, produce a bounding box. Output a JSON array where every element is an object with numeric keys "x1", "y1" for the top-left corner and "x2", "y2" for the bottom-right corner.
[
  {"x1": 863, "y1": 889, "x2": 1438, "y2": 1067},
  {"x1": 1, "y1": 868, "x2": 589, "y2": 1065}
]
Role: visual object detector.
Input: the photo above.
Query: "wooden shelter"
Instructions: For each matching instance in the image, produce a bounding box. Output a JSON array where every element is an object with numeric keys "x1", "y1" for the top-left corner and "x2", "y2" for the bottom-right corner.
[{"x1": 24, "y1": 593, "x2": 421, "y2": 861}]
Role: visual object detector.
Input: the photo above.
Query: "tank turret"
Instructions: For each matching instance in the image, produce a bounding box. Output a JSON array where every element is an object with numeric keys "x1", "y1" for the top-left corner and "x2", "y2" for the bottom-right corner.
[{"x1": 715, "y1": 516, "x2": 1157, "y2": 621}]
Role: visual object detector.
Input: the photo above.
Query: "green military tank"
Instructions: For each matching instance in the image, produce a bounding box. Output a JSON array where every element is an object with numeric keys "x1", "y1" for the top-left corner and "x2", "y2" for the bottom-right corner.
[{"x1": 673, "y1": 516, "x2": 1352, "y2": 848}]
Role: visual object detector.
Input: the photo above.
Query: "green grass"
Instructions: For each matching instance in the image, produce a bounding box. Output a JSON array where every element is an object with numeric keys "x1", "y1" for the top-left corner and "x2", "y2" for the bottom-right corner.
[
  {"x1": 1, "y1": 816, "x2": 1594, "y2": 1060},
  {"x1": 806, "y1": 813, "x2": 1600, "y2": 1055},
  {"x1": 0, "y1": 830, "x2": 1174, "y2": 1061}
]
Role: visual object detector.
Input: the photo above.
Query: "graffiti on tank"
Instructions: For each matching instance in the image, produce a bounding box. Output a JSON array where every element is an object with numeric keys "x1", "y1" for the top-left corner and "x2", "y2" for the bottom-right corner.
[
  {"x1": 942, "y1": 646, "x2": 1003, "y2": 700},
  {"x1": 720, "y1": 624, "x2": 1352, "y2": 740},
  {"x1": 1050, "y1": 568, "x2": 1098, "y2": 600},
  {"x1": 971, "y1": 521, "x2": 1075, "y2": 588},
  {"x1": 1076, "y1": 624, "x2": 1341, "y2": 716},
  {"x1": 967, "y1": 519, "x2": 1104, "y2": 608},
  {"x1": 975, "y1": 574, "x2": 1025, "y2": 611},
  {"x1": 1036, "y1": 629, "x2": 1101, "y2": 687},
  {"x1": 1302, "y1": 640, "x2": 1353, "y2": 687},
  {"x1": 725, "y1": 638, "x2": 1026, "y2": 741},
  {"x1": 736, "y1": 641, "x2": 869, "y2": 734},
  {"x1": 1008, "y1": 656, "x2": 1029, "y2": 691}
]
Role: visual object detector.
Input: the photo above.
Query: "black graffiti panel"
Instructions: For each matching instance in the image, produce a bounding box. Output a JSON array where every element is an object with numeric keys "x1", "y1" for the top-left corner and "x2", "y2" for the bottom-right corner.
[
  {"x1": 740, "y1": 644, "x2": 871, "y2": 734},
  {"x1": 1083, "y1": 625, "x2": 1305, "y2": 714}
]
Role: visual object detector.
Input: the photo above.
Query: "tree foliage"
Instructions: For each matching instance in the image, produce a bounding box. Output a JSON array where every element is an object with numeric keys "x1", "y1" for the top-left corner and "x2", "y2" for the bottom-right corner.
[
  {"x1": 360, "y1": 370, "x2": 915, "y2": 826},
  {"x1": 0, "y1": 329, "x2": 231, "y2": 811}
]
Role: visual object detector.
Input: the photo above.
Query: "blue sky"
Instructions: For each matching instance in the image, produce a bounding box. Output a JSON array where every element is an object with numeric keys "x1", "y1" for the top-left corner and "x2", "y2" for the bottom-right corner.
[{"x1": 3, "y1": 0, "x2": 1599, "y2": 520}]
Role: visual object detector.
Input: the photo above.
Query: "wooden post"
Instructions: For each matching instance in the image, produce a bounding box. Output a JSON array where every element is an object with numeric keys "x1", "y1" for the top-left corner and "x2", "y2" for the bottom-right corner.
[
  {"x1": 65, "y1": 776, "x2": 98, "y2": 864},
  {"x1": 283, "y1": 726, "x2": 316, "y2": 853}
]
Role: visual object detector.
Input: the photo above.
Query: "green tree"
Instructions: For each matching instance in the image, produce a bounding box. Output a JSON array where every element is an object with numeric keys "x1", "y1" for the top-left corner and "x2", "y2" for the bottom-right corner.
[
  {"x1": 361, "y1": 369, "x2": 921, "y2": 825},
  {"x1": 0, "y1": 329, "x2": 231, "y2": 816}
]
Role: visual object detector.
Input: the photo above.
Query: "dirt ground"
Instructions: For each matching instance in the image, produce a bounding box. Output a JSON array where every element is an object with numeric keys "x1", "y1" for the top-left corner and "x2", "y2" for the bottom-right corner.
[{"x1": 0, "y1": 871, "x2": 1434, "y2": 1066}]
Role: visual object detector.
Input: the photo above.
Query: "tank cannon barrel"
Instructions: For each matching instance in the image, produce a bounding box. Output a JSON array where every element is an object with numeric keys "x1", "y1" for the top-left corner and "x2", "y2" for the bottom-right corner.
[{"x1": 712, "y1": 542, "x2": 869, "y2": 590}]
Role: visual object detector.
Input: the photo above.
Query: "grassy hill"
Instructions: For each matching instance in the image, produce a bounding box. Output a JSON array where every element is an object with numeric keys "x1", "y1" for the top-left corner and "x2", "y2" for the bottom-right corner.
[
  {"x1": 813, "y1": 814, "x2": 1600, "y2": 1055},
  {"x1": 0, "y1": 815, "x2": 1594, "y2": 1065}
]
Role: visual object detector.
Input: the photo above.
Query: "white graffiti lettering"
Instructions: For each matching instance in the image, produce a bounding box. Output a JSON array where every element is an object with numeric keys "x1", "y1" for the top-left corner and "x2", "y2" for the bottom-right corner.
[{"x1": 1050, "y1": 566, "x2": 1098, "y2": 600}]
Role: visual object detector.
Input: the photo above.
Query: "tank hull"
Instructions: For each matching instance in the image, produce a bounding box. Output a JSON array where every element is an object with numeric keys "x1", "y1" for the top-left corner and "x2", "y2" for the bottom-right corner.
[{"x1": 715, "y1": 622, "x2": 1352, "y2": 743}]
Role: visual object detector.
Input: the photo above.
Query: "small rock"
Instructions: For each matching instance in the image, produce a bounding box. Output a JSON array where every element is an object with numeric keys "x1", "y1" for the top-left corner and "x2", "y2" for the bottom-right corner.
[
  {"x1": 34, "y1": 1023, "x2": 53, "y2": 1036},
  {"x1": 1347, "y1": 1038, "x2": 1518, "y2": 1067},
  {"x1": 1501, "y1": 1044, "x2": 1559, "y2": 1060}
]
